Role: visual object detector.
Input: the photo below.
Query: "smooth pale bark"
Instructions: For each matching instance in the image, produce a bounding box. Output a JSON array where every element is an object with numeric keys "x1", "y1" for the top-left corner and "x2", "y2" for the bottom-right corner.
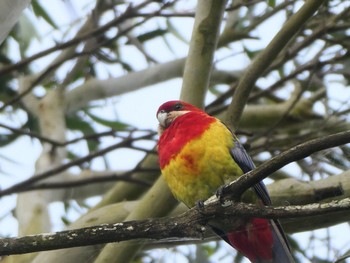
[
  {"x1": 0, "y1": 0, "x2": 31, "y2": 44},
  {"x1": 94, "y1": 1, "x2": 227, "y2": 262},
  {"x1": 14, "y1": 88, "x2": 66, "y2": 263},
  {"x1": 65, "y1": 58, "x2": 185, "y2": 113},
  {"x1": 93, "y1": 178, "x2": 178, "y2": 263},
  {"x1": 180, "y1": 0, "x2": 227, "y2": 107}
]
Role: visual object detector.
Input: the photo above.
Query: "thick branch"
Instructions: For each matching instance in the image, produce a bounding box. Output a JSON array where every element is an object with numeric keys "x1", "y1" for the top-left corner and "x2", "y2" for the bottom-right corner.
[
  {"x1": 1, "y1": 198, "x2": 350, "y2": 256},
  {"x1": 224, "y1": 129, "x2": 350, "y2": 201},
  {"x1": 0, "y1": 0, "x2": 31, "y2": 44},
  {"x1": 180, "y1": 0, "x2": 227, "y2": 106}
]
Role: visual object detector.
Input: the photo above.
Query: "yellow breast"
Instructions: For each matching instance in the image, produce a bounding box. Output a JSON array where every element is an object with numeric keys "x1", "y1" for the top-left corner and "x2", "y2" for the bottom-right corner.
[{"x1": 161, "y1": 120, "x2": 243, "y2": 207}]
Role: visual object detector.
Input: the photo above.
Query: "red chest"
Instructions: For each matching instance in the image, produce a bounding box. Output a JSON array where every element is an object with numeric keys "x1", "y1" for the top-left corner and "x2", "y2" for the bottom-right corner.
[{"x1": 158, "y1": 112, "x2": 215, "y2": 169}]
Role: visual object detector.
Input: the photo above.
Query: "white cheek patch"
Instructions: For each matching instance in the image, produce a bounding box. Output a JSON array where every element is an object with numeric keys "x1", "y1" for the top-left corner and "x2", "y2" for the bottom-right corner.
[
  {"x1": 157, "y1": 110, "x2": 191, "y2": 129},
  {"x1": 157, "y1": 112, "x2": 168, "y2": 127}
]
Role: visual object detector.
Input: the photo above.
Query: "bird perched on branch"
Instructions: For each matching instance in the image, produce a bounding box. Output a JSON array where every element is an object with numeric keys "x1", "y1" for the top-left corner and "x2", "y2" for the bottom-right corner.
[{"x1": 156, "y1": 100, "x2": 294, "y2": 263}]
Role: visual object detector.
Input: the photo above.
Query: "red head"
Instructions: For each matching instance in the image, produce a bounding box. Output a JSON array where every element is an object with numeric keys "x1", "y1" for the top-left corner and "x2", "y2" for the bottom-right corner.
[{"x1": 156, "y1": 100, "x2": 204, "y2": 134}]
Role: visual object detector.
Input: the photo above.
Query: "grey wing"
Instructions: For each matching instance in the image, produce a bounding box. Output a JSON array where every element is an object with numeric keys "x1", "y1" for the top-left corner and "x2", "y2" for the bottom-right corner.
[{"x1": 229, "y1": 138, "x2": 272, "y2": 206}]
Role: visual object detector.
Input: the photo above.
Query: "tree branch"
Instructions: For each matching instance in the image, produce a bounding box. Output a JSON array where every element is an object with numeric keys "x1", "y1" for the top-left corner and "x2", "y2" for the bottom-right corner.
[
  {"x1": 93, "y1": 2, "x2": 229, "y2": 262},
  {"x1": 1, "y1": 197, "x2": 350, "y2": 256},
  {"x1": 0, "y1": 132, "x2": 156, "y2": 197},
  {"x1": 0, "y1": 1, "x2": 155, "y2": 76},
  {"x1": 223, "y1": 129, "x2": 350, "y2": 201},
  {"x1": 0, "y1": 0, "x2": 31, "y2": 44},
  {"x1": 0, "y1": 7, "x2": 164, "y2": 112},
  {"x1": 226, "y1": 0, "x2": 325, "y2": 130},
  {"x1": 180, "y1": 0, "x2": 227, "y2": 107},
  {"x1": 7, "y1": 170, "x2": 155, "y2": 193}
]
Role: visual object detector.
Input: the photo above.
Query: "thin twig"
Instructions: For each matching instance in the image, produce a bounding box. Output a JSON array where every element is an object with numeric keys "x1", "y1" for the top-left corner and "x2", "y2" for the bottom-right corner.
[
  {"x1": 0, "y1": 123, "x2": 155, "y2": 147},
  {"x1": 0, "y1": 1, "x2": 174, "y2": 112},
  {"x1": 0, "y1": 132, "x2": 156, "y2": 197},
  {"x1": 18, "y1": 169, "x2": 159, "y2": 193},
  {"x1": 0, "y1": 1, "x2": 156, "y2": 76},
  {"x1": 226, "y1": 0, "x2": 325, "y2": 130}
]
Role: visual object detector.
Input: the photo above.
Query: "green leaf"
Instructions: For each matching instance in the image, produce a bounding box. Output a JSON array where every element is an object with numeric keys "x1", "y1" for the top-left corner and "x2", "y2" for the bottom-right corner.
[
  {"x1": 32, "y1": 0, "x2": 58, "y2": 29},
  {"x1": 243, "y1": 45, "x2": 261, "y2": 60},
  {"x1": 200, "y1": 244, "x2": 216, "y2": 257},
  {"x1": 66, "y1": 114, "x2": 98, "y2": 152},
  {"x1": 66, "y1": 115, "x2": 95, "y2": 133},
  {"x1": 133, "y1": 29, "x2": 168, "y2": 43},
  {"x1": 0, "y1": 132, "x2": 21, "y2": 147},
  {"x1": 118, "y1": 60, "x2": 134, "y2": 72},
  {"x1": 268, "y1": 0, "x2": 276, "y2": 8},
  {"x1": 17, "y1": 13, "x2": 40, "y2": 55},
  {"x1": 66, "y1": 150, "x2": 79, "y2": 161},
  {"x1": 60, "y1": 216, "x2": 71, "y2": 226},
  {"x1": 85, "y1": 112, "x2": 131, "y2": 131},
  {"x1": 0, "y1": 86, "x2": 18, "y2": 104}
]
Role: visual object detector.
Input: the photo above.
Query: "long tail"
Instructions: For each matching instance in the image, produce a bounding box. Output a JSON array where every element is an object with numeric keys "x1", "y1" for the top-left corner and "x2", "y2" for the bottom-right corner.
[
  {"x1": 269, "y1": 219, "x2": 294, "y2": 263},
  {"x1": 212, "y1": 218, "x2": 294, "y2": 263}
]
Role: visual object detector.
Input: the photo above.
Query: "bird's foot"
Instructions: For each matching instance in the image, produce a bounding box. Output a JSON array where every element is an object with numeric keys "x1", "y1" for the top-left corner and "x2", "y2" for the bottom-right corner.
[
  {"x1": 216, "y1": 185, "x2": 226, "y2": 205},
  {"x1": 195, "y1": 200, "x2": 205, "y2": 214}
]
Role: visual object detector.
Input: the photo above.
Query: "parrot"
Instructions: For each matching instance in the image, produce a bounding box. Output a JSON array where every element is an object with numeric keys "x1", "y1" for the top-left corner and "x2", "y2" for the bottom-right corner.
[{"x1": 156, "y1": 100, "x2": 294, "y2": 263}]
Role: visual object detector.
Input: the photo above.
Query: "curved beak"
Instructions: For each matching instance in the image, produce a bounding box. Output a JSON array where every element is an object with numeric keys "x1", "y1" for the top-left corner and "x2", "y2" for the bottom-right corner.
[
  {"x1": 157, "y1": 111, "x2": 168, "y2": 128},
  {"x1": 157, "y1": 110, "x2": 189, "y2": 136}
]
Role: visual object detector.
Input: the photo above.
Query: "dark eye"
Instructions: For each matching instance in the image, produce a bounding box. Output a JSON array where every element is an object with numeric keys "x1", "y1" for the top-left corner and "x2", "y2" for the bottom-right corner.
[{"x1": 173, "y1": 103, "x2": 183, "y2": 111}]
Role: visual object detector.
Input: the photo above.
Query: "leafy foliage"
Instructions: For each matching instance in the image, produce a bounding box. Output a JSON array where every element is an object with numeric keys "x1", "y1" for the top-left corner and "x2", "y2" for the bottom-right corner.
[{"x1": 0, "y1": 0, "x2": 350, "y2": 263}]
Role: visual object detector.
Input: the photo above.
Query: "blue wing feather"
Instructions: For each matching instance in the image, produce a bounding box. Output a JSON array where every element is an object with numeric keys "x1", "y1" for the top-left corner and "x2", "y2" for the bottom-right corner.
[
  {"x1": 228, "y1": 135, "x2": 294, "y2": 262},
  {"x1": 229, "y1": 139, "x2": 272, "y2": 205},
  {"x1": 208, "y1": 122, "x2": 293, "y2": 261}
]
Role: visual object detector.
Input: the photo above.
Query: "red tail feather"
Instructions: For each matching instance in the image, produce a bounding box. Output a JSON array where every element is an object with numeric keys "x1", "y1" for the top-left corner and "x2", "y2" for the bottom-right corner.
[{"x1": 226, "y1": 218, "x2": 294, "y2": 263}]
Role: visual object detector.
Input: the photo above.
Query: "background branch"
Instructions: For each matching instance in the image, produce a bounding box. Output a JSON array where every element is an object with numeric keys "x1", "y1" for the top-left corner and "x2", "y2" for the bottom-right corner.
[
  {"x1": 1, "y1": 1, "x2": 350, "y2": 262},
  {"x1": 226, "y1": 0, "x2": 325, "y2": 130}
]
